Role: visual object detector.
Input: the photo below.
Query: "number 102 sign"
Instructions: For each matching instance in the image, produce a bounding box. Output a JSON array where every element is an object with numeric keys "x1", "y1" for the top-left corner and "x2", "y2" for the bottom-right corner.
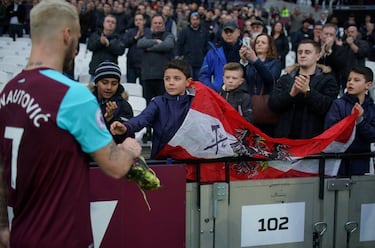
[{"x1": 241, "y1": 202, "x2": 305, "y2": 247}]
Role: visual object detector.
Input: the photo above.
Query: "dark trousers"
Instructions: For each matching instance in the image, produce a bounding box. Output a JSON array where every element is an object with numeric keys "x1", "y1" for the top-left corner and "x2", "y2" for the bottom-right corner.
[
  {"x1": 143, "y1": 79, "x2": 165, "y2": 104},
  {"x1": 126, "y1": 65, "x2": 142, "y2": 85},
  {"x1": 8, "y1": 24, "x2": 23, "y2": 41},
  {"x1": 191, "y1": 66, "x2": 201, "y2": 81}
]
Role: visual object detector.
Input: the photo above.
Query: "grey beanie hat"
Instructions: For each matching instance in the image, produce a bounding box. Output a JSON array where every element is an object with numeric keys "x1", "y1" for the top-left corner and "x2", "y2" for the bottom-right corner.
[{"x1": 94, "y1": 61, "x2": 121, "y2": 83}]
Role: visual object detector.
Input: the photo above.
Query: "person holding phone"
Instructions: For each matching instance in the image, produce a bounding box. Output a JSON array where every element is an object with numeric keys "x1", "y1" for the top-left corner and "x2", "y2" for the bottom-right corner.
[
  {"x1": 239, "y1": 33, "x2": 281, "y2": 135},
  {"x1": 242, "y1": 36, "x2": 251, "y2": 48}
]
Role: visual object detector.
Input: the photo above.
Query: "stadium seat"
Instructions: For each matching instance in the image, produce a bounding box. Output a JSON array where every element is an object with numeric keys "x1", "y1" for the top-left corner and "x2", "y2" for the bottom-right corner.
[
  {"x1": 0, "y1": 62, "x2": 22, "y2": 76},
  {"x1": 128, "y1": 95, "x2": 146, "y2": 116},
  {"x1": 2, "y1": 55, "x2": 28, "y2": 67},
  {"x1": 0, "y1": 71, "x2": 9, "y2": 92},
  {"x1": 78, "y1": 74, "x2": 92, "y2": 84},
  {"x1": 127, "y1": 95, "x2": 148, "y2": 145},
  {"x1": 122, "y1": 83, "x2": 143, "y2": 97}
]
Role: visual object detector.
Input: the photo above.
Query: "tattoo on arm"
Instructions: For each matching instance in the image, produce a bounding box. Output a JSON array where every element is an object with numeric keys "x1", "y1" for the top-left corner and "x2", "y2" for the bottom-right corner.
[{"x1": 109, "y1": 142, "x2": 120, "y2": 161}]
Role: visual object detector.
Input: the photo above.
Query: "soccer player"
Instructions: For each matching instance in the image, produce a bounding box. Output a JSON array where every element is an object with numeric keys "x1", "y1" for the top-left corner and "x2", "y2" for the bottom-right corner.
[{"x1": 0, "y1": 0, "x2": 141, "y2": 247}]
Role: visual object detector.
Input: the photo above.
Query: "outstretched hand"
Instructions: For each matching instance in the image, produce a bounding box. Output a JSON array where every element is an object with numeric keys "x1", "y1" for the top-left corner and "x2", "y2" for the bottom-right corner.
[{"x1": 110, "y1": 121, "x2": 127, "y2": 135}]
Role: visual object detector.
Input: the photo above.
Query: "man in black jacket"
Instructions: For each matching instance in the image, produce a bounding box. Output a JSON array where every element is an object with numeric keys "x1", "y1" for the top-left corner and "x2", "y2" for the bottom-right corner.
[
  {"x1": 87, "y1": 14, "x2": 125, "y2": 79},
  {"x1": 318, "y1": 23, "x2": 349, "y2": 93},
  {"x1": 177, "y1": 12, "x2": 208, "y2": 81},
  {"x1": 6, "y1": 0, "x2": 25, "y2": 40},
  {"x1": 269, "y1": 40, "x2": 339, "y2": 139},
  {"x1": 123, "y1": 13, "x2": 147, "y2": 84}
]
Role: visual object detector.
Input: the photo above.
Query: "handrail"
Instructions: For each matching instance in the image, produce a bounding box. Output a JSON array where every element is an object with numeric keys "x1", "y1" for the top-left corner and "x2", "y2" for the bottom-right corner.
[
  {"x1": 89, "y1": 152, "x2": 375, "y2": 166},
  {"x1": 89, "y1": 151, "x2": 375, "y2": 207}
]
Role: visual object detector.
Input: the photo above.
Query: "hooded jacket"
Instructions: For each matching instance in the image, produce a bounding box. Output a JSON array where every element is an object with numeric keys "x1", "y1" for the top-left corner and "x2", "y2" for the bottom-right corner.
[
  {"x1": 90, "y1": 83, "x2": 134, "y2": 143},
  {"x1": 219, "y1": 83, "x2": 253, "y2": 123}
]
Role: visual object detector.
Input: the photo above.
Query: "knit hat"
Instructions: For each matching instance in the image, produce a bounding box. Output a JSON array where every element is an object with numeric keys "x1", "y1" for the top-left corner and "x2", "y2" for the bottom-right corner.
[{"x1": 94, "y1": 61, "x2": 121, "y2": 83}]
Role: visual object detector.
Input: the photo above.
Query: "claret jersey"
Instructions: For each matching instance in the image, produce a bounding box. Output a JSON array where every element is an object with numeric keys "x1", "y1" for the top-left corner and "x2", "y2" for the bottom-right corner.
[{"x1": 0, "y1": 68, "x2": 112, "y2": 247}]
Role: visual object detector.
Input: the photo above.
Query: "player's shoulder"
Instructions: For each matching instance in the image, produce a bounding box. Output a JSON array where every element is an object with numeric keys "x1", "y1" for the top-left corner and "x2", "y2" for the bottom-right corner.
[
  {"x1": 40, "y1": 69, "x2": 85, "y2": 88},
  {"x1": 40, "y1": 69, "x2": 92, "y2": 97}
]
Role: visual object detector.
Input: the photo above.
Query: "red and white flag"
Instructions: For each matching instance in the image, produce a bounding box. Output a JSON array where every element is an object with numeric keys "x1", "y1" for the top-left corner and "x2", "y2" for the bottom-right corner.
[{"x1": 156, "y1": 82, "x2": 357, "y2": 181}]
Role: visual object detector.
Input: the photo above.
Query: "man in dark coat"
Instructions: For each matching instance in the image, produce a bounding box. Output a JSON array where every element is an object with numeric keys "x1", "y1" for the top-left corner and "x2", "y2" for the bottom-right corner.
[
  {"x1": 177, "y1": 11, "x2": 208, "y2": 81},
  {"x1": 269, "y1": 40, "x2": 339, "y2": 139},
  {"x1": 87, "y1": 14, "x2": 125, "y2": 77},
  {"x1": 6, "y1": 0, "x2": 25, "y2": 40},
  {"x1": 123, "y1": 13, "x2": 148, "y2": 84}
]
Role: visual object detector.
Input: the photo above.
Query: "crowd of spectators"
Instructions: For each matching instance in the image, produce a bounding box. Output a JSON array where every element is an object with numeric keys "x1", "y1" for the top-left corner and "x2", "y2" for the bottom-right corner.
[{"x1": 1, "y1": 1, "x2": 375, "y2": 120}]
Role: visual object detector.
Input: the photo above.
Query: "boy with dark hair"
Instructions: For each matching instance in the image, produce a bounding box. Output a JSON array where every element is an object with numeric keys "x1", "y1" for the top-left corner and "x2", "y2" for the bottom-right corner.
[
  {"x1": 219, "y1": 62, "x2": 252, "y2": 123},
  {"x1": 325, "y1": 66, "x2": 375, "y2": 176},
  {"x1": 110, "y1": 59, "x2": 194, "y2": 158}
]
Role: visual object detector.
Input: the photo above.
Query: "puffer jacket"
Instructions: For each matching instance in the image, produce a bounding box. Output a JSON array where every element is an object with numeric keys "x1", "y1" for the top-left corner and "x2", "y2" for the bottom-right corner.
[
  {"x1": 219, "y1": 83, "x2": 252, "y2": 123},
  {"x1": 91, "y1": 83, "x2": 134, "y2": 143}
]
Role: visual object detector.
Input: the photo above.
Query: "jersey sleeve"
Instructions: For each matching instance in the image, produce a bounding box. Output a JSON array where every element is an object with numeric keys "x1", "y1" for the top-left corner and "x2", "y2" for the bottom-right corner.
[{"x1": 56, "y1": 83, "x2": 112, "y2": 153}]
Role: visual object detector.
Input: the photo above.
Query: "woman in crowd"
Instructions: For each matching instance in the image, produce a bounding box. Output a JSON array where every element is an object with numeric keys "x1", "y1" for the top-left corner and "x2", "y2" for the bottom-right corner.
[
  {"x1": 271, "y1": 21, "x2": 289, "y2": 69},
  {"x1": 240, "y1": 33, "x2": 282, "y2": 135}
]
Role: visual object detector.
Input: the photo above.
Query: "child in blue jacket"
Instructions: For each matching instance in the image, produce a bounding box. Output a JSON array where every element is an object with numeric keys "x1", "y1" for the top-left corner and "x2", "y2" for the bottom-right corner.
[
  {"x1": 110, "y1": 59, "x2": 194, "y2": 158},
  {"x1": 325, "y1": 66, "x2": 375, "y2": 176}
]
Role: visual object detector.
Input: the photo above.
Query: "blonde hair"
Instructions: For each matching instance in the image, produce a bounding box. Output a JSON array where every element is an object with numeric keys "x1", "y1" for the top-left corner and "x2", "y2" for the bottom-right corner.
[{"x1": 30, "y1": 0, "x2": 79, "y2": 39}]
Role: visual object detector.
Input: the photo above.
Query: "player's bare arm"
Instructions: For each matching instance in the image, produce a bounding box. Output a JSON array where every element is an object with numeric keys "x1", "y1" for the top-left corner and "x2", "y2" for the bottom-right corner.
[{"x1": 90, "y1": 139, "x2": 141, "y2": 179}]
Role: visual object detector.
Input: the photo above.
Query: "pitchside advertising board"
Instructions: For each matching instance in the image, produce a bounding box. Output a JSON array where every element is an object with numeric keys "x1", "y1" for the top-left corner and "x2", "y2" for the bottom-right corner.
[{"x1": 241, "y1": 202, "x2": 305, "y2": 247}]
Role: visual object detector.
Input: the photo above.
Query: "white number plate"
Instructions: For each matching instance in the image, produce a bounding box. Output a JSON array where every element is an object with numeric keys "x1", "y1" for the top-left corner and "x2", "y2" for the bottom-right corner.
[{"x1": 241, "y1": 202, "x2": 305, "y2": 247}]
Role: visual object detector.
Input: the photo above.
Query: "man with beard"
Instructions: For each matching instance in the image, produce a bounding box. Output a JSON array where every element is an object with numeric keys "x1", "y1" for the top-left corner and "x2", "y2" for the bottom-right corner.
[
  {"x1": 87, "y1": 14, "x2": 125, "y2": 79},
  {"x1": 0, "y1": 0, "x2": 141, "y2": 247},
  {"x1": 137, "y1": 14, "x2": 175, "y2": 142}
]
